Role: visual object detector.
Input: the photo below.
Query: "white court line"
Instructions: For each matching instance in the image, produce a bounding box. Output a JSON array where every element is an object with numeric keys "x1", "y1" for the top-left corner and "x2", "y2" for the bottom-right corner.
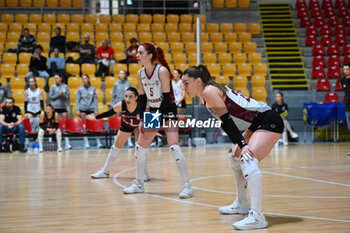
[{"x1": 113, "y1": 162, "x2": 350, "y2": 224}]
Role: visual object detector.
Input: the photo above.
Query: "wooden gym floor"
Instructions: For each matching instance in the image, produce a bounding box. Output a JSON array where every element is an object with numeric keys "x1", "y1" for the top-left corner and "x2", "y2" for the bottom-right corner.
[{"x1": 0, "y1": 144, "x2": 349, "y2": 232}]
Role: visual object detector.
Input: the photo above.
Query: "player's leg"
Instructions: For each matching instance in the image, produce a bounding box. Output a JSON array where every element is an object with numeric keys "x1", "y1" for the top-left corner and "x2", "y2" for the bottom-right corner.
[
  {"x1": 134, "y1": 128, "x2": 150, "y2": 182},
  {"x1": 61, "y1": 112, "x2": 72, "y2": 149},
  {"x1": 283, "y1": 119, "x2": 298, "y2": 139},
  {"x1": 38, "y1": 128, "x2": 45, "y2": 152},
  {"x1": 56, "y1": 129, "x2": 63, "y2": 152},
  {"x1": 91, "y1": 130, "x2": 131, "y2": 179}
]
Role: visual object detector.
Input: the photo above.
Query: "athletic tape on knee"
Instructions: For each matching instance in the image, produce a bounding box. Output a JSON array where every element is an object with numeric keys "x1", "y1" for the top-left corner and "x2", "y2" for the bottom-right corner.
[
  {"x1": 170, "y1": 144, "x2": 186, "y2": 163},
  {"x1": 134, "y1": 144, "x2": 147, "y2": 159},
  {"x1": 240, "y1": 158, "x2": 261, "y2": 179}
]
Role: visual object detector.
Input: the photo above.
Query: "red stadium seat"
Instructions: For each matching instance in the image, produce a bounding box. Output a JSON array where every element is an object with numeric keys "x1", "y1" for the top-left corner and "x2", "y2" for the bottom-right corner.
[
  {"x1": 22, "y1": 118, "x2": 39, "y2": 135},
  {"x1": 313, "y1": 55, "x2": 326, "y2": 67},
  {"x1": 311, "y1": 8, "x2": 322, "y2": 17},
  {"x1": 335, "y1": 0, "x2": 346, "y2": 8},
  {"x1": 324, "y1": 92, "x2": 339, "y2": 103},
  {"x1": 297, "y1": 8, "x2": 309, "y2": 18},
  {"x1": 309, "y1": 0, "x2": 320, "y2": 9},
  {"x1": 108, "y1": 116, "x2": 121, "y2": 131},
  {"x1": 320, "y1": 34, "x2": 332, "y2": 46},
  {"x1": 334, "y1": 33, "x2": 347, "y2": 45},
  {"x1": 65, "y1": 118, "x2": 87, "y2": 134},
  {"x1": 341, "y1": 15, "x2": 350, "y2": 26},
  {"x1": 296, "y1": 0, "x2": 307, "y2": 9},
  {"x1": 306, "y1": 25, "x2": 318, "y2": 36},
  {"x1": 300, "y1": 16, "x2": 312, "y2": 27},
  {"x1": 324, "y1": 7, "x2": 336, "y2": 17},
  {"x1": 312, "y1": 65, "x2": 326, "y2": 78},
  {"x1": 337, "y1": 6, "x2": 349, "y2": 17},
  {"x1": 305, "y1": 34, "x2": 318, "y2": 46},
  {"x1": 342, "y1": 43, "x2": 350, "y2": 55},
  {"x1": 322, "y1": 0, "x2": 333, "y2": 9},
  {"x1": 327, "y1": 43, "x2": 340, "y2": 55},
  {"x1": 327, "y1": 65, "x2": 341, "y2": 78},
  {"x1": 343, "y1": 54, "x2": 350, "y2": 64},
  {"x1": 327, "y1": 16, "x2": 339, "y2": 26},
  {"x1": 327, "y1": 55, "x2": 341, "y2": 67},
  {"x1": 334, "y1": 24, "x2": 346, "y2": 35},
  {"x1": 320, "y1": 25, "x2": 332, "y2": 35},
  {"x1": 312, "y1": 44, "x2": 325, "y2": 56},
  {"x1": 314, "y1": 16, "x2": 326, "y2": 27},
  {"x1": 85, "y1": 119, "x2": 108, "y2": 133},
  {"x1": 316, "y1": 78, "x2": 331, "y2": 91},
  {"x1": 335, "y1": 78, "x2": 343, "y2": 91}
]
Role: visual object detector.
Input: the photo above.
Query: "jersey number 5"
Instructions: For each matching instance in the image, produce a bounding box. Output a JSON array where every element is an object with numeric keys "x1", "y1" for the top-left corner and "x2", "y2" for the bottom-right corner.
[{"x1": 150, "y1": 87, "x2": 154, "y2": 97}]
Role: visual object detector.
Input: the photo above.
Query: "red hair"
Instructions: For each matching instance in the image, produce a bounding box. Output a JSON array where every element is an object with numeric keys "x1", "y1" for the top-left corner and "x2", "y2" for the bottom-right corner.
[{"x1": 141, "y1": 42, "x2": 174, "y2": 80}]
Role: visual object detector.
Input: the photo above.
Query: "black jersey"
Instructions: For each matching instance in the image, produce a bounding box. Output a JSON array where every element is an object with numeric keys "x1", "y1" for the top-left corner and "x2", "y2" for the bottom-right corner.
[{"x1": 120, "y1": 100, "x2": 140, "y2": 129}]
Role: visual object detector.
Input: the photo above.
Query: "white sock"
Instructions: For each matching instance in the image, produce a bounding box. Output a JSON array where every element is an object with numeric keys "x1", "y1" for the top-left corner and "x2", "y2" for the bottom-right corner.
[
  {"x1": 103, "y1": 147, "x2": 120, "y2": 174},
  {"x1": 38, "y1": 129, "x2": 44, "y2": 150},
  {"x1": 170, "y1": 144, "x2": 190, "y2": 185},
  {"x1": 241, "y1": 158, "x2": 262, "y2": 214},
  {"x1": 56, "y1": 129, "x2": 62, "y2": 149},
  {"x1": 96, "y1": 137, "x2": 102, "y2": 144},
  {"x1": 229, "y1": 154, "x2": 248, "y2": 204},
  {"x1": 65, "y1": 137, "x2": 70, "y2": 146},
  {"x1": 283, "y1": 130, "x2": 288, "y2": 143},
  {"x1": 283, "y1": 119, "x2": 294, "y2": 134},
  {"x1": 135, "y1": 144, "x2": 147, "y2": 184},
  {"x1": 84, "y1": 137, "x2": 89, "y2": 145}
]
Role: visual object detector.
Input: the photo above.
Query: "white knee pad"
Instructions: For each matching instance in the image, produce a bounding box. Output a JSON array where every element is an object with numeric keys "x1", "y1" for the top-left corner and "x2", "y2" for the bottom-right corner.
[
  {"x1": 134, "y1": 144, "x2": 147, "y2": 159},
  {"x1": 170, "y1": 144, "x2": 186, "y2": 163},
  {"x1": 241, "y1": 158, "x2": 261, "y2": 179},
  {"x1": 229, "y1": 152, "x2": 241, "y2": 171}
]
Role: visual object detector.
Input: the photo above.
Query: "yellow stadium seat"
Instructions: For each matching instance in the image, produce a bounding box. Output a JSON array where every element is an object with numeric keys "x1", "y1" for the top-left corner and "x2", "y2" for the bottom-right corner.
[
  {"x1": 66, "y1": 23, "x2": 80, "y2": 33},
  {"x1": 252, "y1": 88, "x2": 267, "y2": 102},
  {"x1": 194, "y1": 14, "x2": 206, "y2": 23},
  {"x1": 1, "y1": 13, "x2": 14, "y2": 23},
  {"x1": 210, "y1": 32, "x2": 223, "y2": 42},
  {"x1": 41, "y1": 42, "x2": 50, "y2": 52},
  {"x1": 128, "y1": 63, "x2": 142, "y2": 76},
  {"x1": 16, "y1": 63, "x2": 29, "y2": 77},
  {"x1": 65, "y1": 63, "x2": 80, "y2": 76},
  {"x1": 238, "y1": 32, "x2": 251, "y2": 42},
  {"x1": 201, "y1": 42, "x2": 213, "y2": 53},
  {"x1": 48, "y1": 77, "x2": 55, "y2": 86},
  {"x1": 105, "y1": 76, "x2": 118, "y2": 88},
  {"x1": 0, "y1": 0, "x2": 4, "y2": 6},
  {"x1": 187, "y1": 53, "x2": 197, "y2": 64},
  {"x1": 206, "y1": 63, "x2": 221, "y2": 77},
  {"x1": 140, "y1": 14, "x2": 152, "y2": 24},
  {"x1": 233, "y1": 75, "x2": 248, "y2": 89},
  {"x1": 85, "y1": 14, "x2": 97, "y2": 24},
  {"x1": 167, "y1": 32, "x2": 180, "y2": 42},
  {"x1": 207, "y1": 23, "x2": 219, "y2": 33},
  {"x1": 123, "y1": 23, "x2": 136, "y2": 32},
  {"x1": 248, "y1": 22, "x2": 260, "y2": 35},
  {"x1": 153, "y1": 32, "x2": 166, "y2": 43},
  {"x1": 151, "y1": 23, "x2": 164, "y2": 32},
  {"x1": 253, "y1": 63, "x2": 267, "y2": 76},
  {"x1": 213, "y1": 0, "x2": 224, "y2": 8},
  {"x1": 24, "y1": 23, "x2": 37, "y2": 33},
  {"x1": 248, "y1": 52, "x2": 262, "y2": 64},
  {"x1": 7, "y1": 32, "x2": 20, "y2": 42},
  {"x1": 156, "y1": 42, "x2": 169, "y2": 53},
  {"x1": 109, "y1": 23, "x2": 122, "y2": 33},
  {"x1": 193, "y1": 22, "x2": 206, "y2": 32},
  {"x1": 234, "y1": 23, "x2": 247, "y2": 33},
  {"x1": 218, "y1": 53, "x2": 232, "y2": 64},
  {"x1": 203, "y1": 53, "x2": 217, "y2": 64},
  {"x1": 216, "y1": 75, "x2": 230, "y2": 85},
  {"x1": 105, "y1": 88, "x2": 113, "y2": 104},
  {"x1": 81, "y1": 64, "x2": 96, "y2": 76},
  {"x1": 153, "y1": 14, "x2": 165, "y2": 24},
  {"x1": 0, "y1": 64, "x2": 15, "y2": 77},
  {"x1": 179, "y1": 14, "x2": 192, "y2": 24},
  {"x1": 112, "y1": 14, "x2": 124, "y2": 24},
  {"x1": 38, "y1": 23, "x2": 51, "y2": 32},
  {"x1": 164, "y1": 53, "x2": 171, "y2": 63},
  {"x1": 36, "y1": 78, "x2": 45, "y2": 90},
  {"x1": 7, "y1": 0, "x2": 18, "y2": 7},
  {"x1": 90, "y1": 76, "x2": 102, "y2": 88},
  {"x1": 0, "y1": 23, "x2": 7, "y2": 32},
  {"x1": 9, "y1": 23, "x2": 22, "y2": 32},
  {"x1": 68, "y1": 76, "x2": 82, "y2": 89},
  {"x1": 165, "y1": 23, "x2": 178, "y2": 33},
  {"x1": 170, "y1": 42, "x2": 184, "y2": 53},
  {"x1": 66, "y1": 52, "x2": 79, "y2": 61},
  {"x1": 214, "y1": 42, "x2": 227, "y2": 53},
  {"x1": 181, "y1": 32, "x2": 195, "y2": 43},
  {"x1": 224, "y1": 32, "x2": 237, "y2": 42},
  {"x1": 110, "y1": 42, "x2": 125, "y2": 54},
  {"x1": 81, "y1": 23, "x2": 94, "y2": 33},
  {"x1": 96, "y1": 32, "x2": 109, "y2": 43},
  {"x1": 237, "y1": 63, "x2": 252, "y2": 76},
  {"x1": 18, "y1": 52, "x2": 31, "y2": 64},
  {"x1": 173, "y1": 53, "x2": 187, "y2": 64},
  {"x1": 15, "y1": 14, "x2": 28, "y2": 24},
  {"x1": 126, "y1": 76, "x2": 136, "y2": 88},
  {"x1": 99, "y1": 14, "x2": 111, "y2": 24},
  {"x1": 167, "y1": 14, "x2": 179, "y2": 24},
  {"x1": 226, "y1": 0, "x2": 237, "y2": 8},
  {"x1": 11, "y1": 78, "x2": 26, "y2": 91},
  {"x1": 114, "y1": 53, "x2": 125, "y2": 63},
  {"x1": 137, "y1": 23, "x2": 150, "y2": 32},
  {"x1": 60, "y1": 0, "x2": 71, "y2": 7},
  {"x1": 33, "y1": 0, "x2": 43, "y2": 6},
  {"x1": 228, "y1": 42, "x2": 242, "y2": 53},
  {"x1": 72, "y1": 0, "x2": 82, "y2": 7},
  {"x1": 46, "y1": 0, "x2": 58, "y2": 7},
  {"x1": 43, "y1": 14, "x2": 56, "y2": 24},
  {"x1": 238, "y1": 0, "x2": 250, "y2": 8},
  {"x1": 66, "y1": 31, "x2": 79, "y2": 42},
  {"x1": 179, "y1": 23, "x2": 192, "y2": 33},
  {"x1": 175, "y1": 63, "x2": 190, "y2": 71},
  {"x1": 243, "y1": 41, "x2": 257, "y2": 53},
  {"x1": 222, "y1": 63, "x2": 236, "y2": 77},
  {"x1": 4, "y1": 41, "x2": 17, "y2": 51},
  {"x1": 0, "y1": 33, "x2": 6, "y2": 44},
  {"x1": 139, "y1": 32, "x2": 152, "y2": 43},
  {"x1": 221, "y1": 23, "x2": 233, "y2": 33},
  {"x1": 110, "y1": 32, "x2": 123, "y2": 42},
  {"x1": 71, "y1": 14, "x2": 83, "y2": 24},
  {"x1": 126, "y1": 14, "x2": 138, "y2": 24},
  {"x1": 199, "y1": 32, "x2": 209, "y2": 42},
  {"x1": 233, "y1": 52, "x2": 247, "y2": 64},
  {"x1": 251, "y1": 75, "x2": 266, "y2": 88},
  {"x1": 37, "y1": 32, "x2": 50, "y2": 43},
  {"x1": 124, "y1": 32, "x2": 138, "y2": 43},
  {"x1": 113, "y1": 63, "x2": 127, "y2": 75}
]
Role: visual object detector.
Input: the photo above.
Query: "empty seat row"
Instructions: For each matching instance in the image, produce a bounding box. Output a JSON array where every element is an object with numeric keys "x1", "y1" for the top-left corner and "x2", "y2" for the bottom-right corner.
[
  {"x1": 296, "y1": 0, "x2": 350, "y2": 10},
  {"x1": 0, "y1": 0, "x2": 82, "y2": 7},
  {"x1": 212, "y1": 0, "x2": 250, "y2": 8}
]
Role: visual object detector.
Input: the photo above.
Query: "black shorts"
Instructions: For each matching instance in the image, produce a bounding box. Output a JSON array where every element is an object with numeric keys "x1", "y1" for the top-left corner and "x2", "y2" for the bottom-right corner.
[
  {"x1": 80, "y1": 110, "x2": 95, "y2": 115},
  {"x1": 177, "y1": 99, "x2": 186, "y2": 109},
  {"x1": 119, "y1": 123, "x2": 136, "y2": 133},
  {"x1": 54, "y1": 108, "x2": 68, "y2": 113},
  {"x1": 248, "y1": 109, "x2": 284, "y2": 134},
  {"x1": 26, "y1": 111, "x2": 41, "y2": 116},
  {"x1": 150, "y1": 102, "x2": 178, "y2": 122}
]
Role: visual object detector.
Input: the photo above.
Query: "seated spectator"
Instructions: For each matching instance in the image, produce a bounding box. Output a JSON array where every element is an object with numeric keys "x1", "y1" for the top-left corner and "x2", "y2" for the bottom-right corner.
[
  {"x1": 0, "y1": 77, "x2": 10, "y2": 108},
  {"x1": 25, "y1": 45, "x2": 50, "y2": 92},
  {"x1": 119, "y1": 38, "x2": 138, "y2": 70},
  {"x1": 49, "y1": 27, "x2": 66, "y2": 55},
  {"x1": 111, "y1": 69, "x2": 131, "y2": 106},
  {"x1": 76, "y1": 74, "x2": 103, "y2": 149},
  {"x1": 95, "y1": 40, "x2": 116, "y2": 77},
  {"x1": 49, "y1": 73, "x2": 71, "y2": 150},
  {"x1": 25, "y1": 77, "x2": 44, "y2": 119},
  {"x1": 8, "y1": 28, "x2": 36, "y2": 55},
  {"x1": 0, "y1": 97, "x2": 27, "y2": 152},
  {"x1": 271, "y1": 92, "x2": 298, "y2": 145},
  {"x1": 38, "y1": 104, "x2": 63, "y2": 152},
  {"x1": 76, "y1": 33, "x2": 96, "y2": 65},
  {"x1": 48, "y1": 47, "x2": 69, "y2": 82}
]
